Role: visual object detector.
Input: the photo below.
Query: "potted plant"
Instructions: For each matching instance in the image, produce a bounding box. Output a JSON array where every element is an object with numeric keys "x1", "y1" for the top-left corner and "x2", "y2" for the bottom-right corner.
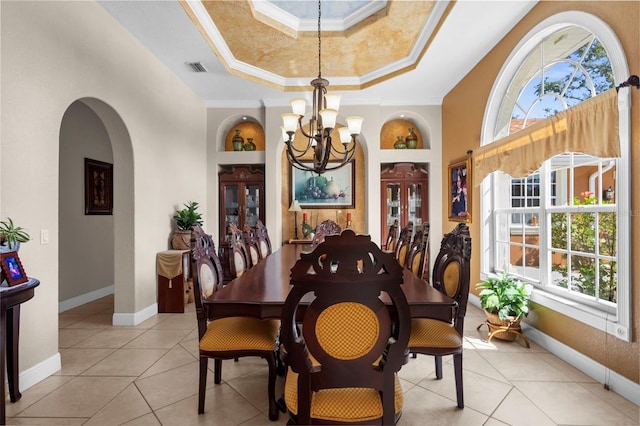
[
  {"x1": 476, "y1": 271, "x2": 532, "y2": 341},
  {"x1": 0, "y1": 217, "x2": 30, "y2": 252},
  {"x1": 171, "y1": 201, "x2": 203, "y2": 250}
]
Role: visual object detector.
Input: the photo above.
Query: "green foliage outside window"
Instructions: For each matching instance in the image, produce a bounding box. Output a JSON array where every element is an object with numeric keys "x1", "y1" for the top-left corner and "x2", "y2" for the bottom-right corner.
[{"x1": 550, "y1": 192, "x2": 617, "y2": 302}]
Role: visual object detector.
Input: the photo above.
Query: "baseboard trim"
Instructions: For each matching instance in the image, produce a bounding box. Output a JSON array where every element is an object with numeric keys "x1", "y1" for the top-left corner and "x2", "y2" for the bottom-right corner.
[
  {"x1": 112, "y1": 303, "x2": 157, "y2": 326},
  {"x1": 469, "y1": 295, "x2": 640, "y2": 406},
  {"x1": 59, "y1": 285, "x2": 114, "y2": 313},
  {"x1": 19, "y1": 352, "x2": 61, "y2": 392}
]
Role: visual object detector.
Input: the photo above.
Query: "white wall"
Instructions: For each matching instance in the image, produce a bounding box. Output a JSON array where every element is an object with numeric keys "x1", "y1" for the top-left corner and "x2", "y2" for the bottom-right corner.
[{"x1": 1, "y1": 0, "x2": 207, "y2": 379}]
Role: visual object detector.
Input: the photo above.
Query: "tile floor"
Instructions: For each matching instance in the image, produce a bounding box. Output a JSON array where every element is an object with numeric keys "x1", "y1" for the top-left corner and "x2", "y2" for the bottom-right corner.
[{"x1": 5, "y1": 294, "x2": 639, "y2": 425}]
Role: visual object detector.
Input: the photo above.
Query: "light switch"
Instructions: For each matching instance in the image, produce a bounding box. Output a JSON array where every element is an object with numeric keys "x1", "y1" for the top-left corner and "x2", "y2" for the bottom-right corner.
[{"x1": 41, "y1": 229, "x2": 49, "y2": 245}]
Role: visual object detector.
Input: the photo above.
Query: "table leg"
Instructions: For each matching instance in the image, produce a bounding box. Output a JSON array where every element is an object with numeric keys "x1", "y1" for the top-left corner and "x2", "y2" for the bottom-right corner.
[
  {"x1": 1, "y1": 305, "x2": 6, "y2": 425},
  {"x1": 6, "y1": 306, "x2": 21, "y2": 402}
]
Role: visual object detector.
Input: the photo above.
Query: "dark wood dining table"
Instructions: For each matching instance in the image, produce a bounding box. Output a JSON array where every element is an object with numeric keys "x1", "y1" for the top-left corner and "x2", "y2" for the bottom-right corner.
[{"x1": 204, "y1": 243, "x2": 456, "y2": 322}]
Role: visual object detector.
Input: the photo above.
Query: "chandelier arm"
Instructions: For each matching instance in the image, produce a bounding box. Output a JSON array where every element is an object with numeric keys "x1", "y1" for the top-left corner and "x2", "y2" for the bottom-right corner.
[
  {"x1": 287, "y1": 149, "x2": 315, "y2": 172},
  {"x1": 319, "y1": 151, "x2": 356, "y2": 172},
  {"x1": 285, "y1": 138, "x2": 314, "y2": 156},
  {"x1": 297, "y1": 116, "x2": 314, "y2": 139},
  {"x1": 317, "y1": 131, "x2": 332, "y2": 169},
  {"x1": 328, "y1": 138, "x2": 357, "y2": 156}
]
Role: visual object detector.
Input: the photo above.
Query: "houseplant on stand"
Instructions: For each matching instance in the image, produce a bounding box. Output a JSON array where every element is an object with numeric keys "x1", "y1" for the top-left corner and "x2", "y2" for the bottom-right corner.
[
  {"x1": 476, "y1": 271, "x2": 532, "y2": 347},
  {"x1": 0, "y1": 217, "x2": 30, "y2": 253},
  {"x1": 171, "y1": 201, "x2": 203, "y2": 250}
]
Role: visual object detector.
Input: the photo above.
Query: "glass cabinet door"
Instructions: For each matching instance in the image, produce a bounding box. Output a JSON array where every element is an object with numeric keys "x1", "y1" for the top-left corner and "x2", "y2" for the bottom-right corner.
[
  {"x1": 385, "y1": 183, "x2": 401, "y2": 226},
  {"x1": 244, "y1": 184, "x2": 261, "y2": 228},
  {"x1": 223, "y1": 184, "x2": 240, "y2": 231},
  {"x1": 407, "y1": 183, "x2": 423, "y2": 226}
]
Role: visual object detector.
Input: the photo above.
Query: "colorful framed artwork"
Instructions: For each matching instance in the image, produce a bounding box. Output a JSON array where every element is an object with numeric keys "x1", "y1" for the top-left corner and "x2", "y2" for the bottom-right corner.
[
  {"x1": 0, "y1": 251, "x2": 28, "y2": 286},
  {"x1": 290, "y1": 161, "x2": 355, "y2": 209},
  {"x1": 448, "y1": 155, "x2": 472, "y2": 222},
  {"x1": 85, "y1": 158, "x2": 113, "y2": 215}
]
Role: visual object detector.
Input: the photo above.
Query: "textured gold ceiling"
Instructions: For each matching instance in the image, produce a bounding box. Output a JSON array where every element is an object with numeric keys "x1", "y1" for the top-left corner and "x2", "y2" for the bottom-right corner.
[{"x1": 182, "y1": 0, "x2": 451, "y2": 91}]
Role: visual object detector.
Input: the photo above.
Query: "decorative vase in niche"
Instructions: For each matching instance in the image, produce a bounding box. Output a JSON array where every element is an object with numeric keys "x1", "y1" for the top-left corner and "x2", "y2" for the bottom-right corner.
[
  {"x1": 393, "y1": 136, "x2": 406, "y2": 149},
  {"x1": 244, "y1": 137, "x2": 256, "y2": 151},
  {"x1": 232, "y1": 129, "x2": 244, "y2": 151},
  {"x1": 405, "y1": 127, "x2": 418, "y2": 149}
]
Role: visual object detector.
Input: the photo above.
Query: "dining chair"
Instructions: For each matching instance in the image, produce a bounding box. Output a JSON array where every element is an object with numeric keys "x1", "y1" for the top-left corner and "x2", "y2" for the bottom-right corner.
[
  {"x1": 385, "y1": 219, "x2": 399, "y2": 252},
  {"x1": 407, "y1": 223, "x2": 472, "y2": 408},
  {"x1": 280, "y1": 230, "x2": 411, "y2": 425},
  {"x1": 311, "y1": 219, "x2": 342, "y2": 247},
  {"x1": 228, "y1": 223, "x2": 251, "y2": 278},
  {"x1": 242, "y1": 223, "x2": 262, "y2": 266},
  {"x1": 189, "y1": 225, "x2": 280, "y2": 420},
  {"x1": 394, "y1": 221, "x2": 413, "y2": 267},
  {"x1": 406, "y1": 222, "x2": 430, "y2": 280},
  {"x1": 255, "y1": 219, "x2": 272, "y2": 258}
]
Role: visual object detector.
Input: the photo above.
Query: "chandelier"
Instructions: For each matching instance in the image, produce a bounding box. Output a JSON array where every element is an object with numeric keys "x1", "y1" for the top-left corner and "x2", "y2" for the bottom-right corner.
[{"x1": 281, "y1": 0, "x2": 363, "y2": 175}]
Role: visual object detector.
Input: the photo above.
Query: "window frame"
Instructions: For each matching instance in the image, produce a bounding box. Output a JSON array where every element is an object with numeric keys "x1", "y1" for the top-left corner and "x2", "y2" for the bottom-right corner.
[{"x1": 480, "y1": 12, "x2": 631, "y2": 341}]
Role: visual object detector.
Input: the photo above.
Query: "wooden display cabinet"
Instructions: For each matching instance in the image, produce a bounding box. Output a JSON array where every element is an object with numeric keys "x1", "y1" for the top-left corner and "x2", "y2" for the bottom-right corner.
[
  {"x1": 381, "y1": 163, "x2": 428, "y2": 245},
  {"x1": 218, "y1": 165, "x2": 265, "y2": 282}
]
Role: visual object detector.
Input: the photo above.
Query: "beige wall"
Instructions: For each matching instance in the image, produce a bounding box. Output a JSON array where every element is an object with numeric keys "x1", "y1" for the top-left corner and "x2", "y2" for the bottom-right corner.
[
  {"x1": 1, "y1": 0, "x2": 207, "y2": 382},
  {"x1": 442, "y1": 1, "x2": 639, "y2": 383}
]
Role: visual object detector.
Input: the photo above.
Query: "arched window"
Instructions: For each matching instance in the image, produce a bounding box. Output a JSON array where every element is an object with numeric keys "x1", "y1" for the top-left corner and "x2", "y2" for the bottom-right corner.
[{"x1": 481, "y1": 13, "x2": 631, "y2": 341}]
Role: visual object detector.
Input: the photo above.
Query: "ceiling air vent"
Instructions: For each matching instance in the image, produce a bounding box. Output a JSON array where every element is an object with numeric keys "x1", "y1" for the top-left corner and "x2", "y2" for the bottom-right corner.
[{"x1": 187, "y1": 62, "x2": 208, "y2": 73}]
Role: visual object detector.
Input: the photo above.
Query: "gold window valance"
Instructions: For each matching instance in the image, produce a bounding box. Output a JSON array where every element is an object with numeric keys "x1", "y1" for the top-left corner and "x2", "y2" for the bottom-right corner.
[{"x1": 472, "y1": 88, "x2": 620, "y2": 185}]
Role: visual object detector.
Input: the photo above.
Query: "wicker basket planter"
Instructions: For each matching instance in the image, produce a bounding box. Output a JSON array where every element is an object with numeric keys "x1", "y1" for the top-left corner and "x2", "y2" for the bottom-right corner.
[
  {"x1": 484, "y1": 310, "x2": 521, "y2": 341},
  {"x1": 477, "y1": 309, "x2": 530, "y2": 347}
]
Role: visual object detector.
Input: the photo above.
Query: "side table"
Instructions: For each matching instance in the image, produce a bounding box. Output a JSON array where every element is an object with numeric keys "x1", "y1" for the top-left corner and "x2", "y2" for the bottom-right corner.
[
  {"x1": 0, "y1": 278, "x2": 40, "y2": 425},
  {"x1": 156, "y1": 250, "x2": 190, "y2": 313}
]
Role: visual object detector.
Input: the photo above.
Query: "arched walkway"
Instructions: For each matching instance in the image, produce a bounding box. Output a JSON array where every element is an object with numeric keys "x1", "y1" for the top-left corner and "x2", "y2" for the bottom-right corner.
[{"x1": 58, "y1": 98, "x2": 135, "y2": 323}]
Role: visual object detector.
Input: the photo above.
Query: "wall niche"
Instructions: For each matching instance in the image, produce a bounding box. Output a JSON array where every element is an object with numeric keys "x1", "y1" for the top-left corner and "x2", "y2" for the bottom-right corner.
[
  {"x1": 224, "y1": 121, "x2": 265, "y2": 151},
  {"x1": 380, "y1": 119, "x2": 425, "y2": 150}
]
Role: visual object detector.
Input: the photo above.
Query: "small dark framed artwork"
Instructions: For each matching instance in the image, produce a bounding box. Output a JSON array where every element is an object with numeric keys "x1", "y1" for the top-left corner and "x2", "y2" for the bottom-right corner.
[
  {"x1": 290, "y1": 161, "x2": 355, "y2": 209},
  {"x1": 1, "y1": 251, "x2": 29, "y2": 286},
  {"x1": 85, "y1": 158, "x2": 113, "y2": 215},
  {"x1": 448, "y1": 155, "x2": 472, "y2": 222}
]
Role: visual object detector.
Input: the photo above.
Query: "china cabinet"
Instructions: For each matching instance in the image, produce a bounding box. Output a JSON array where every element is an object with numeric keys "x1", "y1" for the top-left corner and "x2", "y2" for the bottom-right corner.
[
  {"x1": 219, "y1": 165, "x2": 265, "y2": 282},
  {"x1": 381, "y1": 163, "x2": 428, "y2": 245}
]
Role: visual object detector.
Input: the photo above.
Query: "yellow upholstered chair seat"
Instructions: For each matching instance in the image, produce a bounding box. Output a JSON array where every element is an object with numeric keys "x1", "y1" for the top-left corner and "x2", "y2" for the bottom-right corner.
[
  {"x1": 408, "y1": 318, "x2": 462, "y2": 349},
  {"x1": 199, "y1": 317, "x2": 280, "y2": 352},
  {"x1": 284, "y1": 367, "x2": 403, "y2": 422}
]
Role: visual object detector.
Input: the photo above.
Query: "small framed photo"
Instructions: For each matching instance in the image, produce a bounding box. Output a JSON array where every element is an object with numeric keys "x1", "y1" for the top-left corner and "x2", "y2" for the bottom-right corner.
[
  {"x1": 291, "y1": 161, "x2": 355, "y2": 209},
  {"x1": 1, "y1": 251, "x2": 28, "y2": 286},
  {"x1": 448, "y1": 155, "x2": 472, "y2": 222},
  {"x1": 85, "y1": 158, "x2": 113, "y2": 215}
]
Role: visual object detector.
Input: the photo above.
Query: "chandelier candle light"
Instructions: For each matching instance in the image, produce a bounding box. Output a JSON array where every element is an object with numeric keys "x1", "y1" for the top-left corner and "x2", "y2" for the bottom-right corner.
[{"x1": 281, "y1": 0, "x2": 363, "y2": 175}]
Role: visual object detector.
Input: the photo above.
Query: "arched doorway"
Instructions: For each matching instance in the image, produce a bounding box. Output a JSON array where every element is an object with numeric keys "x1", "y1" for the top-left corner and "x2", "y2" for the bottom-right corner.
[{"x1": 58, "y1": 98, "x2": 135, "y2": 322}]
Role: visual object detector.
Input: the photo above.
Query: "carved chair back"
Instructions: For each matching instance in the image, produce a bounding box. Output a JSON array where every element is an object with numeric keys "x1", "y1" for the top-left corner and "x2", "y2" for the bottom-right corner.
[
  {"x1": 228, "y1": 223, "x2": 250, "y2": 278},
  {"x1": 385, "y1": 219, "x2": 399, "y2": 252},
  {"x1": 311, "y1": 219, "x2": 342, "y2": 247},
  {"x1": 242, "y1": 223, "x2": 261, "y2": 266},
  {"x1": 394, "y1": 221, "x2": 413, "y2": 267},
  {"x1": 406, "y1": 223, "x2": 430, "y2": 280},
  {"x1": 256, "y1": 220, "x2": 272, "y2": 258},
  {"x1": 281, "y1": 230, "x2": 411, "y2": 425}
]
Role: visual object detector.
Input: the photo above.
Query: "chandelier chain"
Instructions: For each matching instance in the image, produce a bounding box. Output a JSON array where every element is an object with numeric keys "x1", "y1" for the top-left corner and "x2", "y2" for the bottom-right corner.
[{"x1": 317, "y1": 0, "x2": 322, "y2": 79}]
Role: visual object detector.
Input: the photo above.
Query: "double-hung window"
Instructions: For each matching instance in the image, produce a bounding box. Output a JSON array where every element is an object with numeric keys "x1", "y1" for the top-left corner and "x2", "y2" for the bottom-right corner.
[{"x1": 480, "y1": 14, "x2": 631, "y2": 341}]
